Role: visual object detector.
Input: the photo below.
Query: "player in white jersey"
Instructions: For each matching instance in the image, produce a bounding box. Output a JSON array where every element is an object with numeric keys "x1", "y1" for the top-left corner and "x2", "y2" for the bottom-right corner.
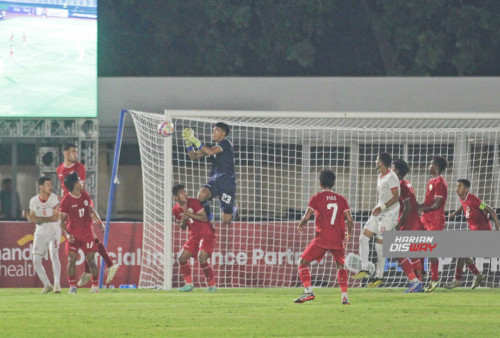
[
  {"x1": 23, "y1": 177, "x2": 62, "y2": 294},
  {"x1": 353, "y1": 152, "x2": 400, "y2": 287}
]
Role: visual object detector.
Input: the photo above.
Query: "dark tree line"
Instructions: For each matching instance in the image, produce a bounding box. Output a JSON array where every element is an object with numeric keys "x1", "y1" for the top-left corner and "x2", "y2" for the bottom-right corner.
[{"x1": 99, "y1": 0, "x2": 500, "y2": 76}]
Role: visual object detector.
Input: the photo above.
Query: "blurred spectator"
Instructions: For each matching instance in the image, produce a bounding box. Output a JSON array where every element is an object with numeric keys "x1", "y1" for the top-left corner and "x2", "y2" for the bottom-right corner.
[{"x1": 0, "y1": 178, "x2": 21, "y2": 220}]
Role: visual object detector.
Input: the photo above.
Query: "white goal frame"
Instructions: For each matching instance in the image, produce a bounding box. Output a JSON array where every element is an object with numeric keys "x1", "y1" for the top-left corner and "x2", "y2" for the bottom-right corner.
[{"x1": 156, "y1": 110, "x2": 500, "y2": 290}]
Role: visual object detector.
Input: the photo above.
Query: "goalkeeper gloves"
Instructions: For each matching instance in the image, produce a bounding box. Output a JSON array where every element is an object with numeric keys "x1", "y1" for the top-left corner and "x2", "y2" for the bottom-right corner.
[
  {"x1": 182, "y1": 128, "x2": 194, "y2": 150},
  {"x1": 182, "y1": 128, "x2": 193, "y2": 140},
  {"x1": 182, "y1": 127, "x2": 202, "y2": 149}
]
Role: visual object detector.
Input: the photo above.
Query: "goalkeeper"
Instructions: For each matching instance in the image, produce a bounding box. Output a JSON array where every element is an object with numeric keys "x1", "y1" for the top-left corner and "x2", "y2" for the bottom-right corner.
[{"x1": 182, "y1": 122, "x2": 237, "y2": 225}]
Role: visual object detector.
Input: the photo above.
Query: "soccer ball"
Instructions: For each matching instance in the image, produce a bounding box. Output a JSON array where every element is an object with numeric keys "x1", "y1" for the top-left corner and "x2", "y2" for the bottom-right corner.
[
  {"x1": 345, "y1": 253, "x2": 376, "y2": 275},
  {"x1": 157, "y1": 121, "x2": 175, "y2": 137}
]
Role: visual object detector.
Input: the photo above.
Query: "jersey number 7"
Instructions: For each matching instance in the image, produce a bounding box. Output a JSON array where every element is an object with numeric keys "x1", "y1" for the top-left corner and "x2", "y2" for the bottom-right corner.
[{"x1": 327, "y1": 203, "x2": 338, "y2": 225}]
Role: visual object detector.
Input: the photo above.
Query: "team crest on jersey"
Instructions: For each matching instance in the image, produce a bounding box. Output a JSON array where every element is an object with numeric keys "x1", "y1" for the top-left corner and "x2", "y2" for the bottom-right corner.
[
  {"x1": 429, "y1": 184, "x2": 433, "y2": 191},
  {"x1": 84, "y1": 200, "x2": 89, "y2": 206}
]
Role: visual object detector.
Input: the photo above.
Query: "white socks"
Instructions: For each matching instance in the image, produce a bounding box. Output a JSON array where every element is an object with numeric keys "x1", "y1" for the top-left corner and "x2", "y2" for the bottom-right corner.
[
  {"x1": 33, "y1": 254, "x2": 50, "y2": 287},
  {"x1": 360, "y1": 235, "x2": 385, "y2": 279},
  {"x1": 49, "y1": 245, "x2": 61, "y2": 287},
  {"x1": 359, "y1": 234, "x2": 370, "y2": 271},
  {"x1": 375, "y1": 242, "x2": 384, "y2": 279}
]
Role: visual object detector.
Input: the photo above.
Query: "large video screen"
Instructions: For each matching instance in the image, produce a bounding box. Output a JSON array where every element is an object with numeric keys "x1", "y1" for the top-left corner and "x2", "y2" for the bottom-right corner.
[{"x1": 0, "y1": 1, "x2": 97, "y2": 117}]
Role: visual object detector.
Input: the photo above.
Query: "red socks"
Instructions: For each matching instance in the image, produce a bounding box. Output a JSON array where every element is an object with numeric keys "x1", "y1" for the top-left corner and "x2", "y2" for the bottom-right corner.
[
  {"x1": 455, "y1": 266, "x2": 463, "y2": 281},
  {"x1": 96, "y1": 239, "x2": 114, "y2": 268},
  {"x1": 84, "y1": 239, "x2": 114, "y2": 273},
  {"x1": 179, "y1": 261, "x2": 192, "y2": 284},
  {"x1": 468, "y1": 263, "x2": 479, "y2": 275},
  {"x1": 431, "y1": 260, "x2": 439, "y2": 281},
  {"x1": 399, "y1": 258, "x2": 417, "y2": 281},
  {"x1": 411, "y1": 258, "x2": 423, "y2": 281},
  {"x1": 298, "y1": 265, "x2": 311, "y2": 288},
  {"x1": 200, "y1": 262, "x2": 215, "y2": 286},
  {"x1": 455, "y1": 263, "x2": 479, "y2": 281},
  {"x1": 298, "y1": 265, "x2": 348, "y2": 294},
  {"x1": 337, "y1": 269, "x2": 348, "y2": 292}
]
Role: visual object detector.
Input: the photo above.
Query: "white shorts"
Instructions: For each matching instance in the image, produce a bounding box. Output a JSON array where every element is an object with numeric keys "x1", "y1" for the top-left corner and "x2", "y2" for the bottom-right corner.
[
  {"x1": 33, "y1": 227, "x2": 61, "y2": 256},
  {"x1": 363, "y1": 210, "x2": 398, "y2": 239}
]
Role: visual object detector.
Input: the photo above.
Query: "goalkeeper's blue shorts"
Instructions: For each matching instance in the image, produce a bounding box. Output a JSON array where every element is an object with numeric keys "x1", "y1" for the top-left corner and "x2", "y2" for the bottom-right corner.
[{"x1": 204, "y1": 175, "x2": 236, "y2": 214}]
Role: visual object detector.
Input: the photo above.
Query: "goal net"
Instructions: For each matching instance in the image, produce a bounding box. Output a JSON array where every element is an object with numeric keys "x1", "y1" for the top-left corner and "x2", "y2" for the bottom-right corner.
[{"x1": 127, "y1": 110, "x2": 500, "y2": 289}]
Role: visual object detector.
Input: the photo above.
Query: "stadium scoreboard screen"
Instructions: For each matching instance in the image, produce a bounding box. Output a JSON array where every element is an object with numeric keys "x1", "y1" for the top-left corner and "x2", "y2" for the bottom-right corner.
[{"x1": 0, "y1": 0, "x2": 97, "y2": 117}]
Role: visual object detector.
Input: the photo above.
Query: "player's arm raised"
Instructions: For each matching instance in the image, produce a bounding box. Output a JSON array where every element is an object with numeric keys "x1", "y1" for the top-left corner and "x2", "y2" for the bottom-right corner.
[
  {"x1": 297, "y1": 208, "x2": 315, "y2": 233},
  {"x1": 483, "y1": 204, "x2": 500, "y2": 231},
  {"x1": 188, "y1": 145, "x2": 223, "y2": 160},
  {"x1": 183, "y1": 128, "x2": 223, "y2": 159},
  {"x1": 183, "y1": 128, "x2": 203, "y2": 159},
  {"x1": 198, "y1": 144, "x2": 223, "y2": 157},
  {"x1": 183, "y1": 128, "x2": 202, "y2": 159},
  {"x1": 59, "y1": 212, "x2": 74, "y2": 243}
]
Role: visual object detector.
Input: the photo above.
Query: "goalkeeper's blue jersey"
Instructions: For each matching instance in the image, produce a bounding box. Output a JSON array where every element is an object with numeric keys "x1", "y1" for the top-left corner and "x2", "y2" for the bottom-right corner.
[{"x1": 208, "y1": 138, "x2": 235, "y2": 179}]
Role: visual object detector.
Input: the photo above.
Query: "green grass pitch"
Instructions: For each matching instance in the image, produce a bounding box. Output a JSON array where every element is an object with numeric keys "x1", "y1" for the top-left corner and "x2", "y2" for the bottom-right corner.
[
  {"x1": 0, "y1": 16, "x2": 96, "y2": 117},
  {"x1": 1, "y1": 288, "x2": 499, "y2": 336}
]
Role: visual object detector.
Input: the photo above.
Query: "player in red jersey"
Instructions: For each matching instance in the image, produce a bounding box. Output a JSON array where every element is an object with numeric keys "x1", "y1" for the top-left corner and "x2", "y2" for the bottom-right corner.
[
  {"x1": 393, "y1": 159, "x2": 424, "y2": 293},
  {"x1": 57, "y1": 143, "x2": 86, "y2": 196},
  {"x1": 445, "y1": 179, "x2": 500, "y2": 290},
  {"x1": 417, "y1": 156, "x2": 448, "y2": 292},
  {"x1": 172, "y1": 184, "x2": 217, "y2": 292},
  {"x1": 56, "y1": 143, "x2": 119, "y2": 286},
  {"x1": 60, "y1": 172, "x2": 104, "y2": 294},
  {"x1": 294, "y1": 169, "x2": 354, "y2": 305}
]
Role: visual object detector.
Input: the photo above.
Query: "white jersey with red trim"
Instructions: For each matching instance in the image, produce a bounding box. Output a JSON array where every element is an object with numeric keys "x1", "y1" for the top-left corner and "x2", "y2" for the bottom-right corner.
[{"x1": 377, "y1": 169, "x2": 400, "y2": 213}]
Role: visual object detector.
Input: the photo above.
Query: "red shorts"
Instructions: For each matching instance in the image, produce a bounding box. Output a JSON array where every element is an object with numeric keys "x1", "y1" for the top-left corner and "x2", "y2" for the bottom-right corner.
[
  {"x1": 183, "y1": 232, "x2": 216, "y2": 257},
  {"x1": 421, "y1": 219, "x2": 444, "y2": 231},
  {"x1": 65, "y1": 238, "x2": 98, "y2": 255},
  {"x1": 301, "y1": 238, "x2": 345, "y2": 265}
]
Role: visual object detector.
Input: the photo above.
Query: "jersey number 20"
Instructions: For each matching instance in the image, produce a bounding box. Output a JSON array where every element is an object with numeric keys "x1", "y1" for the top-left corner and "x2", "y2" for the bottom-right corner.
[{"x1": 327, "y1": 203, "x2": 338, "y2": 225}]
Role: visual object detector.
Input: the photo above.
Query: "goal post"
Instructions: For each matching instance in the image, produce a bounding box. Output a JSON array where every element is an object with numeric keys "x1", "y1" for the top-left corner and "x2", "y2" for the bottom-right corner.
[
  {"x1": 116, "y1": 109, "x2": 500, "y2": 290},
  {"x1": 99, "y1": 109, "x2": 127, "y2": 288},
  {"x1": 163, "y1": 111, "x2": 173, "y2": 291}
]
